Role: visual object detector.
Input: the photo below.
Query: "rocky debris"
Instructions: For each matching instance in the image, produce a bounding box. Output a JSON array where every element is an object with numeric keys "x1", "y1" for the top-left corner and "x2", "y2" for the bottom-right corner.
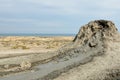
[
  {"x1": 20, "y1": 61, "x2": 31, "y2": 70},
  {"x1": 3, "y1": 65, "x2": 9, "y2": 69}
]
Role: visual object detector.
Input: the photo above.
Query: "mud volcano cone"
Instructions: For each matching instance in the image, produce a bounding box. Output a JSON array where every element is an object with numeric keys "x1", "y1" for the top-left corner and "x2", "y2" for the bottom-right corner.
[
  {"x1": 73, "y1": 20, "x2": 117, "y2": 44},
  {"x1": 57, "y1": 20, "x2": 118, "y2": 59},
  {"x1": 54, "y1": 20, "x2": 120, "y2": 80}
]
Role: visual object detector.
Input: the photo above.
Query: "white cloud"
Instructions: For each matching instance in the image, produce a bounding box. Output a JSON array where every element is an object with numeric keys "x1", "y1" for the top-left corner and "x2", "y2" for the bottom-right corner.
[
  {"x1": 24, "y1": 0, "x2": 120, "y2": 10},
  {"x1": 0, "y1": 0, "x2": 120, "y2": 16},
  {"x1": 97, "y1": 0, "x2": 120, "y2": 10},
  {"x1": 0, "y1": 0, "x2": 120, "y2": 31},
  {"x1": 33, "y1": 21, "x2": 64, "y2": 27},
  {"x1": 0, "y1": 18, "x2": 33, "y2": 23},
  {"x1": 0, "y1": 18, "x2": 63, "y2": 28},
  {"x1": 0, "y1": 0, "x2": 14, "y2": 8}
]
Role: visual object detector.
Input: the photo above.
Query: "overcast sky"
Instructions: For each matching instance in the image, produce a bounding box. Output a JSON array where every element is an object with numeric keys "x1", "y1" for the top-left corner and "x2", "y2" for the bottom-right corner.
[{"x1": 0, "y1": 0, "x2": 120, "y2": 34}]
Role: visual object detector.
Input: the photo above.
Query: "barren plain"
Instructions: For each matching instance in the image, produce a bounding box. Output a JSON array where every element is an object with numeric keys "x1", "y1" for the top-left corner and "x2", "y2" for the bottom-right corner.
[{"x1": 0, "y1": 36, "x2": 73, "y2": 77}]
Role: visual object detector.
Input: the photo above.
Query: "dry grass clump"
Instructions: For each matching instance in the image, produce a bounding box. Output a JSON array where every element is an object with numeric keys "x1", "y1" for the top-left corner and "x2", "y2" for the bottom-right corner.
[
  {"x1": 11, "y1": 44, "x2": 30, "y2": 49},
  {"x1": 1, "y1": 41, "x2": 10, "y2": 47},
  {"x1": 46, "y1": 40, "x2": 70, "y2": 49}
]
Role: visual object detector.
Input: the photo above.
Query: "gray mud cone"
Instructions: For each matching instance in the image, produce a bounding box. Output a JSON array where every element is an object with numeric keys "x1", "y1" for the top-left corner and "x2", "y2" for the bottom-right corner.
[
  {"x1": 54, "y1": 20, "x2": 120, "y2": 80},
  {"x1": 57, "y1": 20, "x2": 118, "y2": 60}
]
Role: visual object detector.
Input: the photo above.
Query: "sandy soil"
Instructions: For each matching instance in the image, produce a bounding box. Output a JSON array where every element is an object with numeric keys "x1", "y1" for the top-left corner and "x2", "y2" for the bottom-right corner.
[{"x1": 0, "y1": 36, "x2": 73, "y2": 58}]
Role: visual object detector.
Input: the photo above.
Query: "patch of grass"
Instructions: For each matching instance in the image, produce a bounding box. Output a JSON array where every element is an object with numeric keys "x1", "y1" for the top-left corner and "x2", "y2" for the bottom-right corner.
[
  {"x1": 46, "y1": 44, "x2": 55, "y2": 49},
  {"x1": 11, "y1": 44, "x2": 30, "y2": 49}
]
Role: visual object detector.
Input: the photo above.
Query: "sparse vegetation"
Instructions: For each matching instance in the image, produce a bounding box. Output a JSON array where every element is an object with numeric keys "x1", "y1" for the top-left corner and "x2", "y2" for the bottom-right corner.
[
  {"x1": 0, "y1": 37, "x2": 73, "y2": 50},
  {"x1": 11, "y1": 45, "x2": 30, "y2": 49}
]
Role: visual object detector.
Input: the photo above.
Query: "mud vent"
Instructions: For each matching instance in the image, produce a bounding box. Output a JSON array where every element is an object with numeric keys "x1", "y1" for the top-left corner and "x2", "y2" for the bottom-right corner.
[{"x1": 95, "y1": 20, "x2": 109, "y2": 29}]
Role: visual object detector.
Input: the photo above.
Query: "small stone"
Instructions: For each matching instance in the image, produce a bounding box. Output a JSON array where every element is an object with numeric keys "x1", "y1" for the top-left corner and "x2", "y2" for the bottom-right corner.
[
  {"x1": 4, "y1": 64, "x2": 9, "y2": 69},
  {"x1": 20, "y1": 61, "x2": 31, "y2": 70}
]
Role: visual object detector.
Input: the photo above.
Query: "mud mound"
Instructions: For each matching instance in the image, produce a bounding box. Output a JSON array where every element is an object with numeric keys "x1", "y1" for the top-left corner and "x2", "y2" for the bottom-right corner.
[
  {"x1": 73, "y1": 20, "x2": 117, "y2": 44},
  {"x1": 54, "y1": 20, "x2": 120, "y2": 80},
  {"x1": 57, "y1": 20, "x2": 118, "y2": 59},
  {"x1": 42, "y1": 20, "x2": 119, "y2": 80}
]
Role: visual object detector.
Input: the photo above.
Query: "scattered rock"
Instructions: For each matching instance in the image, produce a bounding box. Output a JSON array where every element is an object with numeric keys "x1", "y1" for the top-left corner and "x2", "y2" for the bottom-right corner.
[{"x1": 4, "y1": 64, "x2": 9, "y2": 69}]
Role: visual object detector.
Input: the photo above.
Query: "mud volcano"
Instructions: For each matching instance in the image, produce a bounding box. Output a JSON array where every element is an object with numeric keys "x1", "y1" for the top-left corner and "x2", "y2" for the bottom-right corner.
[
  {"x1": 57, "y1": 20, "x2": 117, "y2": 58},
  {"x1": 55, "y1": 20, "x2": 120, "y2": 80},
  {"x1": 1, "y1": 20, "x2": 120, "y2": 80}
]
